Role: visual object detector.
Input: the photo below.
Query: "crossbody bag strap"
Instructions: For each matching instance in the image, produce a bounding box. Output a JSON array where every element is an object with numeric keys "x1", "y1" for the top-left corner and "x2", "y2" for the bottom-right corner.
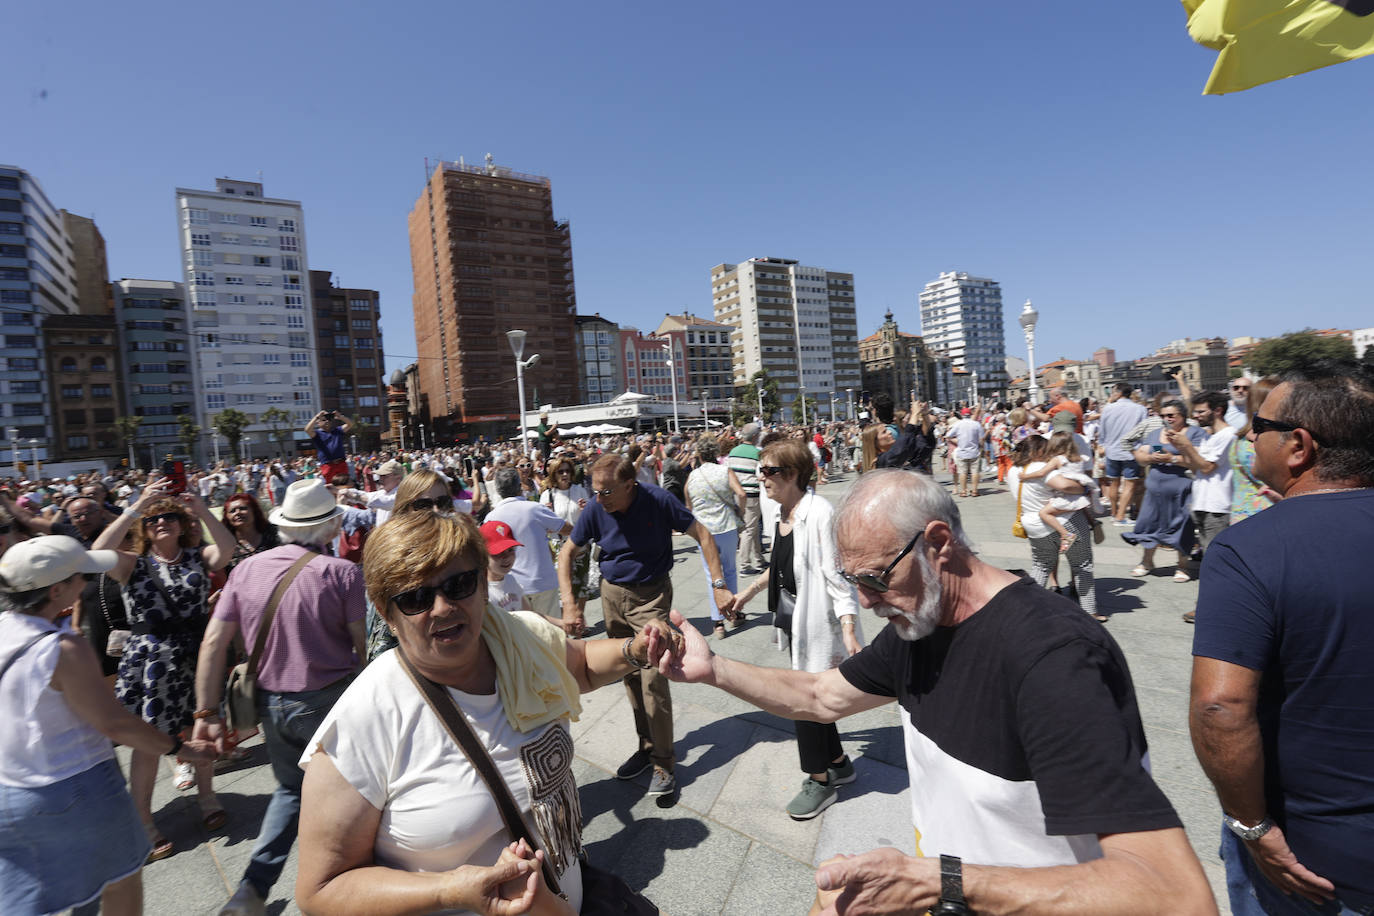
[
  {"x1": 395, "y1": 648, "x2": 564, "y2": 896},
  {"x1": 245, "y1": 551, "x2": 316, "y2": 680},
  {"x1": 1016, "y1": 479, "x2": 1025, "y2": 516},
  {"x1": 0, "y1": 630, "x2": 58, "y2": 683}
]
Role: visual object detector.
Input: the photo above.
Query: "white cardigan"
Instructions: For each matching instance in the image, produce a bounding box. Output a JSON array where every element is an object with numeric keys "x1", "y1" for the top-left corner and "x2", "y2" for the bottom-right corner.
[{"x1": 777, "y1": 491, "x2": 863, "y2": 673}]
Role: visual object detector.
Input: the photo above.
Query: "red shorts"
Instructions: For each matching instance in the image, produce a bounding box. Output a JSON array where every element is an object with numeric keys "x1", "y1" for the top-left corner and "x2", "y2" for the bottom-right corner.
[{"x1": 321, "y1": 459, "x2": 350, "y2": 485}]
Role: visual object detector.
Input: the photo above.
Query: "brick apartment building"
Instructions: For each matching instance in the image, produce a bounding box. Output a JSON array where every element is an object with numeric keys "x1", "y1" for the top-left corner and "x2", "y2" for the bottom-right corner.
[{"x1": 310, "y1": 270, "x2": 386, "y2": 449}]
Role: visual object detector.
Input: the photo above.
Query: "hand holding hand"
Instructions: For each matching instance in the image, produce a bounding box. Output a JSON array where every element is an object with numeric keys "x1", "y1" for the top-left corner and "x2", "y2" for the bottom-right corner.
[
  {"x1": 637, "y1": 618, "x2": 683, "y2": 668},
  {"x1": 559, "y1": 609, "x2": 584, "y2": 639},
  {"x1": 657, "y1": 609, "x2": 715, "y2": 684},
  {"x1": 191, "y1": 716, "x2": 227, "y2": 755},
  {"x1": 814, "y1": 848, "x2": 934, "y2": 916},
  {"x1": 176, "y1": 737, "x2": 219, "y2": 765}
]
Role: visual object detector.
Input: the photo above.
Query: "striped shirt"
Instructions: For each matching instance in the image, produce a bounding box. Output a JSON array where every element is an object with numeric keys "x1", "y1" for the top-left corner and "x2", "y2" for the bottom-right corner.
[{"x1": 726, "y1": 444, "x2": 761, "y2": 497}]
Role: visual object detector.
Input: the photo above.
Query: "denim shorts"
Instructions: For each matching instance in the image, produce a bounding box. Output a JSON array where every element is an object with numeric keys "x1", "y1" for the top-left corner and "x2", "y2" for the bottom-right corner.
[
  {"x1": 1103, "y1": 456, "x2": 1141, "y2": 479},
  {"x1": 0, "y1": 758, "x2": 150, "y2": 915}
]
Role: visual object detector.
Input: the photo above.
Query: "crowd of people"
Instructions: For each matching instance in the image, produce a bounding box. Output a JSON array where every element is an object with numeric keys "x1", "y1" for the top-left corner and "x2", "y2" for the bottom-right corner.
[{"x1": 1, "y1": 364, "x2": 1371, "y2": 915}]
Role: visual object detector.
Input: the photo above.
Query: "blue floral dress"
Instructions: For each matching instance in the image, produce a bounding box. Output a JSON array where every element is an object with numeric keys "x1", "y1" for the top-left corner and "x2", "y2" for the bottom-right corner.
[{"x1": 114, "y1": 548, "x2": 210, "y2": 734}]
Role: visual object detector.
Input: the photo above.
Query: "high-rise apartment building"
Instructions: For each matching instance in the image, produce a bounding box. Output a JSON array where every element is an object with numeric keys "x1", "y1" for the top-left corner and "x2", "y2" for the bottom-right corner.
[
  {"x1": 918, "y1": 271, "x2": 1008, "y2": 397},
  {"x1": 175, "y1": 178, "x2": 320, "y2": 458},
  {"x1": 1, "y1": 165, "x2": 81, "y2": 466},
  {"x1": 407, "y1": 157, "x2": 577, "y2": 436},
  {"x1": 654, "y1": 312, "x2": 735, "y2": 400},
  {"x1": 43, "y1": 315, "x2": 121, "y2": 461},
  {"x1": 310, "y1": 270, "x2": 386, "y2": 448},
  {"x1": 112, "y1": 279, "x2": 193, "y2": 462},
  {"x1": 710, "y1": 257, "x2": 860, "y2": 418},
  {"x1": 61, "y1": 211, "x2": 112, "y2": 314},
  {"x1": 575, "y1": 314, "x2": 621, "y2": 404}
]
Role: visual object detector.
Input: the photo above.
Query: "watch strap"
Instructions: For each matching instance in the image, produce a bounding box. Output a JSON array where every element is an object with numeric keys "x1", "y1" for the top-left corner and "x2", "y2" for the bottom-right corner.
[{"x1": 940, "y1": 854, "x2": 965, "y2": 906}]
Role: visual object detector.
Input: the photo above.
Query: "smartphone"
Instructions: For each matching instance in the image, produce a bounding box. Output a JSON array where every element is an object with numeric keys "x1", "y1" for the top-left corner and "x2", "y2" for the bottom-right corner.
[
  {"x1": 161, "y1": 459, "x2": 187, "y2": 493},
  {"x1": 1150, "y1": 444, "x2": 1165, "y2": 454}
]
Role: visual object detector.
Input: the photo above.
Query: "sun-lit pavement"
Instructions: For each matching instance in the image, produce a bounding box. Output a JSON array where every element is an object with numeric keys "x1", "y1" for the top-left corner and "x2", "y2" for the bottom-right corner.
[{"x1": 114, "y1": 462, "x2": 1226, "y2": 916}]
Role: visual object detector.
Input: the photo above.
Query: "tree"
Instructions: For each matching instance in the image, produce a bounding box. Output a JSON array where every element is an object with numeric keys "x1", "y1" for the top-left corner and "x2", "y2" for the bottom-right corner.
[
  {"x1": 791, "y1": 393, "x2": 819, "y2": 426},
  {"x1": 175, "y1": 414, "x2": 201, "y2": 464},
  {"x1": 260, "y1": 407, "x2": 292, "y2": 459},
  {"x1": 1248, "y1": 330, "x2": 1356, "y2": 376},
  {"x1": 738, "y1": 370, "x2": 781, "y2": 423},
  {"x1": 212, "y1": 408, "x2": 252, "y2": 463},
  {"x1": 353, "y1": 416, "x2": 374, "y2": 451},
  {"x1": 111, "y1": 415, "x2": 142, "y2": 469}
]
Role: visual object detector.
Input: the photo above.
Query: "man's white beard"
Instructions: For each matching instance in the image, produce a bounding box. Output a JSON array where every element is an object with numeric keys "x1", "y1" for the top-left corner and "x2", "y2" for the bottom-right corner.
[{"x1": 874, "y1": 553, "x2": 944, "y2": 641}]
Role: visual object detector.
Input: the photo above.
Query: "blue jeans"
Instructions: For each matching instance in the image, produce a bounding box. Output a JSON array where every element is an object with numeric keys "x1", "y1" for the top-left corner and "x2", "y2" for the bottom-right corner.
[
  {"x1": 1221, "y1": 825, "x2": 1374, "y2": 916},
  {"x1": 699, "y1": 528, "x2": 738, "y2": 621},
  {"x1": 242, "y1": 676, "x2": 351, "y2": 898}
]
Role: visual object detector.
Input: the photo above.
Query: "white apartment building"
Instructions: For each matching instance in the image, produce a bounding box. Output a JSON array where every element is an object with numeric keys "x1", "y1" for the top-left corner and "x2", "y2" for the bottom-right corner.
[
  {"x1": 918, "y1": 271, "x2": 1009, "y2": 397},
  {"x1": 175, "y1": 178, "x2": 320, "y2": 456},
  {"x1": 1353, "y1": 326, "x2": 1374, "y2": 359},
  {"x1": 710, "y1": 257, "x2": 860, "y2": 419}
]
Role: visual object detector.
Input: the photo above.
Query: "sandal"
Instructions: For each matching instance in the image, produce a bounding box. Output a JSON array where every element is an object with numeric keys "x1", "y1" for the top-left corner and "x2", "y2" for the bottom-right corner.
[
  {"x1": 1059, "y1": 534, "x2": 1077, "y2": 553},
  {"x1": 1182, "y1": 611, "x2": 1196, "y2": 624},
  {"x1": 198, "y1": 795, "x2": 228, "y2": 832},
  {"x1": 1130, "y1": 565, "x2": 1152, "y2": 577},
  {"x1": 1173, "y1": 570, "x2": 1192, "y2": 583},
  {"x1": 713, "y1": 621, "x2": 727, "y2": 641},
  {"x1": 144, "y1": 821, "x2": 173, "y2": 862},
  {"x1": 173, "y1": 761, "x2": 196, "y2": 791},
  {"x1": 1090, "y1": 613, "x2": 1110, "y2": 623}
]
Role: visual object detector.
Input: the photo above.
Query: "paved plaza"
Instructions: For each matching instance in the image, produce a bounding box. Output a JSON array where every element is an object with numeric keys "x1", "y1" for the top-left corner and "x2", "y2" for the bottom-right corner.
[{"x1": 109, "y1": 464, "x2": 1229, "y2": 916}]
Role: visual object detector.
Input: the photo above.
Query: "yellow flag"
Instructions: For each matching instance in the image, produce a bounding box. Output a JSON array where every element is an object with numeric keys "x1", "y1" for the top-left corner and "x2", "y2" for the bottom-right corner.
[{"x1": 1184, "y1": 0, "x2": 1374, "y2": 93}]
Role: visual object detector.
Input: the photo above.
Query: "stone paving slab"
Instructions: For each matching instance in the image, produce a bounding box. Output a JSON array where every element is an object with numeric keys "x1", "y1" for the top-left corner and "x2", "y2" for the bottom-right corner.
[{"x1": 105, "y1": 464, "x2": 1232, "y2": 916}]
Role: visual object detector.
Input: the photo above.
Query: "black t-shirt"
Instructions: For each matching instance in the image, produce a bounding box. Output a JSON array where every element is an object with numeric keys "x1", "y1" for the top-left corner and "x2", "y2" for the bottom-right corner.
[{"x1": 839, "y1": 578, "x2": 1179, "y2": 862}]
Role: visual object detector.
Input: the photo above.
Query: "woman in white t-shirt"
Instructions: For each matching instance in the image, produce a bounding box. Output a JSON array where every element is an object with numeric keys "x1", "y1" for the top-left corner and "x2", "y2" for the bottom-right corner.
[
  {"x1": 296, "y1": 512, "x2": 676, "y2": 916},
  {"x1": 539, "y1": 458, "x2": 591, "y2": 619}
]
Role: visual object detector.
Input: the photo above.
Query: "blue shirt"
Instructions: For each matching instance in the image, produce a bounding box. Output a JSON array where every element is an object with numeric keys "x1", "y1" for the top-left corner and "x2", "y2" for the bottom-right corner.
[
  {"x1": 1192, "y1": 490, "x2": 1374, "y2": 906},
  {"x1": 312, "y1": 428, "x2": 347, "y2": 463},
  {"x1": 570, "y1": 482, "x2": 695, "y2": 585},
  {"x1": 1098, "y1": 399, "x2": 1148, "y2": 461}
]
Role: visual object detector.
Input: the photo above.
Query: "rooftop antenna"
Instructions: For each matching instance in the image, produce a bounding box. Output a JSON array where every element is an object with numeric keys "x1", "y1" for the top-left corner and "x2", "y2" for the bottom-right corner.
[
  {"x1": 485, "y1": 152, "x2": 495, "y2": 175},
  {"x1": 459, "y1": 155, "x2": 465, "y2": 167}
]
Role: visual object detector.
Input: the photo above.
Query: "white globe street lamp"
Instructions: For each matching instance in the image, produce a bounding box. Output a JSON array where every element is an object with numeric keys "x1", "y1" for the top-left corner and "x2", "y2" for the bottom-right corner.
[
  {"x1": 507, "y1": 330, "x2": 541, "y2": 456},
  {"x1": 1019, "y1": 299, "x2": 1040, "y2": 404}
]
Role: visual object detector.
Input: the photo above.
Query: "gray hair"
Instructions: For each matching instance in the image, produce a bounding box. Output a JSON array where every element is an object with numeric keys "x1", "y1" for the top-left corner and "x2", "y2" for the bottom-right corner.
[
  {"x1": 278, "y1": 516, "x2": 343, "y2": 549},
  {"x1": 493, "y1": 467, "x2": 523, "y2": 500},
  {"x1": 693, "y1": 438, "x2": 719, "y2": 463},
  {"x1": 834, "y1": 469, "x2": 972, "y2": 552},
  {"x1": 739, "y1": 422, "x2": 761, "y2": 445},
  {"x1": 0, "y1": 583, "x2": 56, "y2": 615}
]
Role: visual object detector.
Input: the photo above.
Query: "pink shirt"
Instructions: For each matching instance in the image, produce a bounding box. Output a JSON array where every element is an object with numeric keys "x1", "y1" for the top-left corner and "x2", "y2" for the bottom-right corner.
[{"x1": 214, "y1": 544, "x2": 366, "y2": 693}]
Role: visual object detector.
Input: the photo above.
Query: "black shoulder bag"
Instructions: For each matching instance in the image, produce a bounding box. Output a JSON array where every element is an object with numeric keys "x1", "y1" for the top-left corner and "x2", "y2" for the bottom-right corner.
[{"x1": 395, "y1": 648, "x2": 660, "y2": 915}]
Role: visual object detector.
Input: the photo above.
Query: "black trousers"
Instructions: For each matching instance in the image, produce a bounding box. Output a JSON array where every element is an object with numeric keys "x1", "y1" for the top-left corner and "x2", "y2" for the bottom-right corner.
[{"x1": 796, "y1": 719, "x2": 843, "y2": 775}]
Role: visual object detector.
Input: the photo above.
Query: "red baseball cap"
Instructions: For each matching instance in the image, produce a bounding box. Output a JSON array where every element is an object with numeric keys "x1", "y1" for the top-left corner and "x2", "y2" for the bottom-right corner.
[{"x1": 480, "y1": 520, "x2": 523, "y2": 554}]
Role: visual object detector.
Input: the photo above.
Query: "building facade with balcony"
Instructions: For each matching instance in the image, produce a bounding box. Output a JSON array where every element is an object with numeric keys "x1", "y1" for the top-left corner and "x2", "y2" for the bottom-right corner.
[
  {"x1": 0, "y1": 166, "x2": 82, "y2": 467},
  {"x1": 310, "y1": 270, "x2": 386, "y2": 450},
  {"x1": 175, "y1": 178, "x2": 320, "y2": 458},
  {"x1": 918, "y1": 271, "x2": 1009, "y2": 397},
  {"x1": 112, "y1": 279, "x2": 194, "y2": 462},
  {"x1": 710, "y1": 257, "x2": 860, "y2": 418},
  {"x1": 653, "y1": 312, "x2": 735, "y2": 401},
  {"x1": 575, "y1": 314, "x2": 621, "y2": 404},
  {"x1": 619, "y1": 328, "x2": 687, "y2": 401},
  {"x1": 43, "y1": 315, "x2": 121, "y2": 461},
  {"x1": 858, "y1": 311, "x2": 940, "y2": 406}
]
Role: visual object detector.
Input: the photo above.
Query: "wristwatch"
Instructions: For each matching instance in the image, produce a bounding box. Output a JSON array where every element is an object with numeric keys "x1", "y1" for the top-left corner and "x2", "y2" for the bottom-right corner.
[
  {"x1": 711, "y1": 578, "x2": 727, "y2": 590},
  {"x1": 929, "y1": 854, "x2": 971, "y2": 914},
  {"x1": 1223, "y1": 813, "x2": 1275, "y2": 841}
]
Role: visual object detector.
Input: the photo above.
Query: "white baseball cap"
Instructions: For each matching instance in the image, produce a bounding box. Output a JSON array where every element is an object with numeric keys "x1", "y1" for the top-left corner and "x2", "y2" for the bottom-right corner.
[{"x1": 0, "y1": 536, "x2": 118, "y2": 592}]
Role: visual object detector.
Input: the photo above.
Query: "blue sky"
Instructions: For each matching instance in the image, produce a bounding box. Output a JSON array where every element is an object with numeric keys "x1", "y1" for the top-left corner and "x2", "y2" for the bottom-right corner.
[{"x1": 8, "y1": 1, "x2": 1372, "y2": 377}]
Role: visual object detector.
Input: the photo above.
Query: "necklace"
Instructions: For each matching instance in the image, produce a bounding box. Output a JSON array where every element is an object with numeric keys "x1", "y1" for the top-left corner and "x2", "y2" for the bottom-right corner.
[{"x1": 1288, "y1": 485, "x2": 1372, "y2": 498}]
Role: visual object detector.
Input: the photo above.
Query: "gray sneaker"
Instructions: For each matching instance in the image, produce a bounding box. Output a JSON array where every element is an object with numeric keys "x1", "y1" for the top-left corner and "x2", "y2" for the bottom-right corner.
[
  {"x1": 786, "y1": 777, "x2": 838, "y2": 821},
  {"x1": 827, "y1": 756, "x2": 857, "y2": 786},
  {"x1": 647, "y1": 767, "x2": 676, "y2": 797}
]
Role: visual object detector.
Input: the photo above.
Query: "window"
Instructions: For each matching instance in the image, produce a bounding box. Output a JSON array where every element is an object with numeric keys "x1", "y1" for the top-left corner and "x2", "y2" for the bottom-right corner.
[
  {"x1": 235, "y1": 394, "x2": 256, "y2": 405},
  {"x1": 190, "y1": 232, "x2": 211, "y2": 247},
  {"x1": 5, "y1": 335, "x2": 37, "y2": 348},
  {"x1": 287, "y1": 315, "x2": 304, "y2": 328},
  {"x1": 279, "y1": 219, "x2": 296, "y2": 232},
  {"x1": 263, "y1": 353, "x2": 281, "y2": 365},
  {"x1": 223, "y1": 294, "x2": 244, "y2": 305},
  {"x1": 221, "y1": 233, "x2": 239, "y2": 244},
  {"x1": 219, "y1": 212, "x2": 238, "y2": 224},
  {"x1": 255, "y1": 276, "x2": 273, "y2": 287},
  {"x1": 357, "y1": 357, "x2": 375, "y2": 369},
  {"x1": 289, "y1": 333, "x2": 308, "y2": 348},
  {"x1": 61, "y1": 385, "x2": 83, "y2": 397},
  {"x1": 283, "y1": 274, "x2": 300, "y2": 289},
  {"x1": 206, "y1": 394, "x2": 226, "y2": 410},
  {"x1": 250, "y1": 216, "x2": 269, "y2": 228},
  {"x1": 354, "y1": 338, "x2": 373, "y2": 349},
  {"x1": 66, "y1": 435, "x2": 90, "y2": 450},
  {"x1": 0, "y1": 222, "x2": 24, "y2": 235},
  {"x1": 185, "y1": 208, "x2": 209, "y2": 225},
  {"x1": 334, "y1": 335, "x2": 350, "y2": 348},
  {"x1": 284, "y1": 295, "x2": 303, "y2": 309},
  {"x1": 281, "y1": 256, "x2": 300, "y2": 271},
  {"x1": 192, "y1": 271, "x2": 214, "y2": 287},
  {"x1": 350, "y1": 298, "x2": 371, "y2": 311},
  {"x1": 293, "y1": 392, "x2": 311, "y2": 403},
  {"x1": 225, "y1": 275, "x2": 244, "y2": 285},
  {"x1": 253, "y1": 255, "x2": 271, "y2": 267},
  {"x1": 279, "y1": 236, "x2": 298, "y2": 252},
  {"x1": 291, "y1": 352, "x2": 309, "y2": 367},
  {"x1": 252, "y1": 236, "x2": 270, "y2": 247},
  {"x1": 223, "y1": 253, "x2": 242, "y2": 265},
  {"x1": 205, "y1": 375, "x2": 223, "y2": 389},
  {"x1": 11, "y1": 380, "x2": 40, "y2": 393},
  {"x1": 267, "y1": 393, "x2": 284, "y2": 403},
  {"x1": 2, "y1": 312, "x2": 31, "y2": 326},
  {"x1": 350, "y1": 318, "x2": 371, "y2": 330},
  {"x1": 7, "y1": 357, "x2": 37, "y2": 370},
  {"x1": 59, "y1": 357, "x2": 78, "y2": 372},
  {"x1": 233, "y1": 373, "x2": 253, "y2": 385},
  {"x1": 296, "y1": 375, "x2": 311, "y2": 387},
  {"x1": 12, "y1": 403, "x2": 43, "y2": 416}
]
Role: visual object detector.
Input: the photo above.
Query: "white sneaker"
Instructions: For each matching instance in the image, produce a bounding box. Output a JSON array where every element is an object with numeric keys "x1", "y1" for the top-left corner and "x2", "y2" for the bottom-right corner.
[{"x1": 218, "y1": 880, "x2": 266, "y2": 916}]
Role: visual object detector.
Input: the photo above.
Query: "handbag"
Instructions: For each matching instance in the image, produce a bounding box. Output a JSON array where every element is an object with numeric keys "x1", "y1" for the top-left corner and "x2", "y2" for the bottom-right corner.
[
  {"x1": 773, "y1": 587, "x2": 797, "y2": 637},
  {"x1": 1012, "y1": 480, "x2": 1028, "y2": 539},
  {"x1": 97, "y1": 573, "x2": 131, "y2": 657},
  {"x1": 395, "y1": 649, "x2": 659, "y2": 916},
  {"x1": 224, "y1": 551, "x2": 316, "y2": 731}
]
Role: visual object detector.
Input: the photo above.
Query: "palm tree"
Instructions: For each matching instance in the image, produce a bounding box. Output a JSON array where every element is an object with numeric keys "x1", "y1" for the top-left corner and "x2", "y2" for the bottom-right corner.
[
  {"x1": 111, "y1": 415, "x2": 143, "y2": 469},
  {"x1": 260, "y1": 407, "x2": 292, "y2": 459},
  {"x1": 212, "y1": 408, "x2": 252, "y2": 463},
  {"x1": 175, "y1": 414, "x2": 201, "y2": 464}
]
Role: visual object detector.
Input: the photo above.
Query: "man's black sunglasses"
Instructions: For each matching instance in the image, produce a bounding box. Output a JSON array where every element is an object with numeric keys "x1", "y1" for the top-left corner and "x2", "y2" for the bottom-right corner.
[
  {"x1": 404, "y1": 495, "x2": 454, "y2": 513},
  {"x1": 1250, "y1": 414, "x2": 1302, "y2": 437},
  {"x1": 839, "y1": 530, "x2": 923, "y2": 593},
  {"x1": 391, "y1": 568, "x2": 481, "y2": 616}
]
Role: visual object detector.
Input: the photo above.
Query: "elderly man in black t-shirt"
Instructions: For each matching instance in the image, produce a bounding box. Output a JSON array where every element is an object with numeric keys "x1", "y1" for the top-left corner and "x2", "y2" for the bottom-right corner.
[{"x1": 660, "y1": 469, "x2": 1216, "y2": 915}]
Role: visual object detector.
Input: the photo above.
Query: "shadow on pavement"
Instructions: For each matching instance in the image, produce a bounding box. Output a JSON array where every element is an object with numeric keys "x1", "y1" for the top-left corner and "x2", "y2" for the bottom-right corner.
[{"x1": 1095, "y1": 577, "x2": 1147, "y2": 614}]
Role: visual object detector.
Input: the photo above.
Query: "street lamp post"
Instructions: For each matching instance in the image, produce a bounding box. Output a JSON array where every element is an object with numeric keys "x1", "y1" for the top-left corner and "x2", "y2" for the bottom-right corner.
[
  {"x1": 798, "y1": 383, "x2": 807, "y2": 425},
  {"x1": 846, "y1": 388, "x2": 854, "y2": 421},
  {"x1": 1019, "y1": 299, "x2": 1040, "y2": 404},
  {"x1": 700, "y1": 391, "x2": 709, "y2": 429},
  {"x1": 29, "y1": 439, "x2": 41, "y2": 476},
  {"x1": 756, "y1": 383, "x2": 765, "y2": 423},
  {"x1": 6, "y1": 427, "x2": 17, "y2": 471},
  {"x1": 829, "y1": 391, "x2": 836, "y2": 421},
  {"x1": 211, "y1": 427, "x2": 221, "y2": 465},
  {"x1": 728, "y1": 396, "x2": 735, "y2": 427},
  {"x1": 507, "y1": 330, "x2": 541, "y2": 457},
  {"x1": 661, "y1": 342, "x2": 680, "y2": 434},
  {"x1": 350, "y1": 434, "x2": 358, "y2": 455},
  {"x1": 420, "y1": 424, "x2": 426, "y2": 450},
  {"x1": 971, "y1": 371, "x2": 980, "y2": 408}
]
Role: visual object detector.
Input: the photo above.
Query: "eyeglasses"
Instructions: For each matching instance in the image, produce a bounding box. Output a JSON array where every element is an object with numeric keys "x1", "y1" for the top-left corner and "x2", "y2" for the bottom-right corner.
[
  {"x1": 839, "y1": 530, "x2": 923, "y2": 593},
  {"x1": 143, "y1": 512, "x2": 182, "y2": 527},
  {"x1": 518, "y1": 464, "x2": 532, "y2": 470},
  {"x1": 1251, "y1": 414, "x2": 1302, "y2": 437},
  {"x1": 404, "y1": 495, "x2": 454, "y2": 513},
  {"x1": 0, "y1": 523, "x2": 11, "y2": 535},
  {"x1": 758, "y1": 465, "x2": 788, "y2": 478},
  {"x1": 390, "y1": 568, "x2": 481, "y2": 616},
  {"x1": 592, "y1": 482, "x2": 628, "y2": 498},
  {"x1": 1230, "y1": 384, "x2": 1251, "y2": 391}
]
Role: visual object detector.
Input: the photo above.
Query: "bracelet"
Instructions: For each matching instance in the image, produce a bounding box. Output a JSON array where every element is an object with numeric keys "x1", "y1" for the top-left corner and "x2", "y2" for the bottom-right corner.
[
  {"x1": 192, "y1": 708, "x2": 220, "y2": 720},
  {"x1": 165, "y1": 734, "x2": 184, "y2": 757},
  {"x1": 622, "y1": 636, "x2": 651, "y2": 670}
]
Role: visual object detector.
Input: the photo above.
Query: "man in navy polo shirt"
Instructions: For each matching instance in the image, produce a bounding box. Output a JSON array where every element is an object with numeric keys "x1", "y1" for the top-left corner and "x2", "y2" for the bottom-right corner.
[
  {"x1": 304, "y1": 410, "x2": 354, "y2": 484},
  {"x1": 557, "y1": 453, "x2": 734, "y2": 800}
]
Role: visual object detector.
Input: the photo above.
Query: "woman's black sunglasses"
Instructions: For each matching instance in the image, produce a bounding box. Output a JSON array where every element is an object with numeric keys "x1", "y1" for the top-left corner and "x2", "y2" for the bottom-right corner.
[
  {"x1": 403, "y1": 495, "x2": 454, "y2": 513},
  {"x1": 391, "y1": 568, "x2": 481, "y2": 616},
  {"x1": 839, "y1": 530, "x2": 923, "y2": 593},
  {"x1": 143, "y1": 512, "x2": 183, "y2": 527},
  {"x1": 758, "y1": 465, "x2": 788, "y2": 478}
]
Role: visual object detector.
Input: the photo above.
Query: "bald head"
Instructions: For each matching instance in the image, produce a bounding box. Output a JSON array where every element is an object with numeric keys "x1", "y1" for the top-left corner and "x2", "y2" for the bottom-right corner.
[{"x1": 834, "y1": 469, "x2": 970, "y2": 552}]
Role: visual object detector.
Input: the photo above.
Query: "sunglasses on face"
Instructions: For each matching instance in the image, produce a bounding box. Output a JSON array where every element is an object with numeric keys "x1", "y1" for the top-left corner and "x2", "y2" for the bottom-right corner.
[
  {"x1": 391, "y1": 568, "x2": 481, "y2": 616},
  {"x1": 593, "y1": 483, "x2": 626, "y2": 498},
  {"x1": 404, "y1": 495, "x2": 454, "y2": 513},
  {"x1": 0, "y1": 523, "x2": 12, "y2": 535},
  {"x1": 840, "y1": 530, "x2": 924, "y2": 593},
  {"x1": 143, "y1": 512, "x2": 182, "y2": 527},
  {"x1": 1251, "y1": 414, "x2": 1302, "y2": 437},
  {"x1": 758, "y1": 465, "x2": 788, "y2": 478},
  {"x1": 1231, "y1": 385, "x2": 1251, "y2": 391}
]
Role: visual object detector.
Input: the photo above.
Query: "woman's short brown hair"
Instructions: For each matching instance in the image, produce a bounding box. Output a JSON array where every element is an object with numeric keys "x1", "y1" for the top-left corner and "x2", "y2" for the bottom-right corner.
[
  {"x1": 132, "y1": 498, "x2": 201, "y2": 554},
  {"x1": 760, "y1": 438, "x2": 815, "y2": 491},
  {"x1": 364, "y1": 511, "x2": 487, "y2": 622},
  {"x1": 544, "y1": 457, "x2": 575, "y2": 489},
  {"x1": 392, "y1": 469, "x2": 450, "y2": 515}
]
